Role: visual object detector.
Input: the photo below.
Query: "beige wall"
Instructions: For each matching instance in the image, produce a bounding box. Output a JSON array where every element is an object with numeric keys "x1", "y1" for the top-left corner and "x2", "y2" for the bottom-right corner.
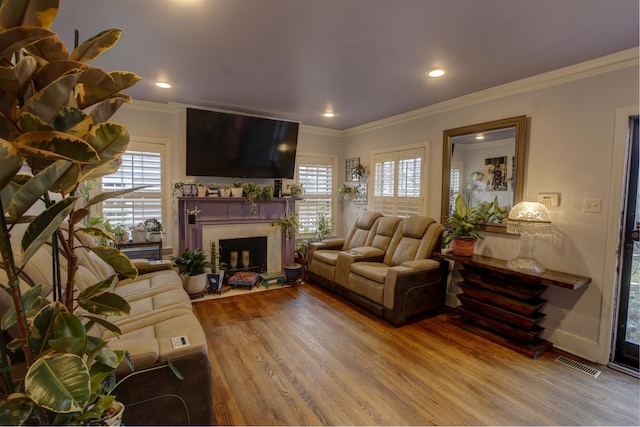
[
  {"x1": 112, "y1": 49, "x2": 638, "y2": 364},
  {"x1": 341, "y1": 49, "x2": 639, "y2": 364}
]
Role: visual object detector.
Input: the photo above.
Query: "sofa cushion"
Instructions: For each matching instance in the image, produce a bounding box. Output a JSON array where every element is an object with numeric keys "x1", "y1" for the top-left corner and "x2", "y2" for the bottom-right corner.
[
  {"x1": 313, "y1": 250, "x2": 339, "y2": 266},
  {"x1": 349, "y1": 272, "x2": 385, "y2": 305},
  {"x1": 350, "y1": 261, "x2": 389, "y2": 284}
]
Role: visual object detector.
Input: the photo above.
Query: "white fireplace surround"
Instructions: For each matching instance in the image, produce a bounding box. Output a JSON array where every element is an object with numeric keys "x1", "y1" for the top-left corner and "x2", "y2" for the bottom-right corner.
[{"x1": 202, "y1": 223, "x2": 282, "y2": 273}]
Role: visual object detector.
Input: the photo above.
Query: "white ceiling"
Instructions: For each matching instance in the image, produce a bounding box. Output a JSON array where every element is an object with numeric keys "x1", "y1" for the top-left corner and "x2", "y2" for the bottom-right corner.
[{"x1": 51, "y1": 0, "x2": 639, "y2": 130}]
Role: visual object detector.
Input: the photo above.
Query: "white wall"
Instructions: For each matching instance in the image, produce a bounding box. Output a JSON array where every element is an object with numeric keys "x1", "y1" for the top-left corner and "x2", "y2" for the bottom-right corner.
[
  {"x1": 112, "y1": 49, "x2": 638, "y2": 364},
  {"x1": 341, "y1": 49, "x2": 639, "y2": 363}
]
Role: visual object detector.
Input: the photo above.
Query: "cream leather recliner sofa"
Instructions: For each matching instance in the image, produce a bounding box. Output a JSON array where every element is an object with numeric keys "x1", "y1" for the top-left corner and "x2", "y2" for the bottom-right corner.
[
  {"x1": 0, "y1": 230, "x2": 213, "y2": 426},
  {"x1": 308, "y1": 214, "x2": 446, "y2": 325}
]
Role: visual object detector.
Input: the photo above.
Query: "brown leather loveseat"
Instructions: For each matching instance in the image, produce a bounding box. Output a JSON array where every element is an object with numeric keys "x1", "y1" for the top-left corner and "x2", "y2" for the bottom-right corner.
[{"x1": 308, "y1": 213, "x2": 447, "y2": 325}]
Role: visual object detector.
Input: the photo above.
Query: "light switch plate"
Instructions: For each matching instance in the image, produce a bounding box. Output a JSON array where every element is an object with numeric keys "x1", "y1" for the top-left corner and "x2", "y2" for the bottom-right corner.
[
  {"x1": 583, "y1": 198, "x2": 602, "y2": 213},
  {"x1": 537, "y1": 193, "x2": 559, "y2": 208},
  {"x1": 171, "y1": 336, "x2": 190, "y2": 349}
]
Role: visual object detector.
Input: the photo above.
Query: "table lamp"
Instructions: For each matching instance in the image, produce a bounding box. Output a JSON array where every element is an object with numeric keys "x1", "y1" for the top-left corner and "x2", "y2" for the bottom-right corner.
[{"x1": 506, "y1": 201, "x2": 552, "y2": 273}]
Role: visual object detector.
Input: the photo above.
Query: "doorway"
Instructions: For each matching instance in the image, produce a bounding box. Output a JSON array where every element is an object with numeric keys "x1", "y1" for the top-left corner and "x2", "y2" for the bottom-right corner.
[{"x1": 613, "y1": 115, "x2": 640, "y2": 373}]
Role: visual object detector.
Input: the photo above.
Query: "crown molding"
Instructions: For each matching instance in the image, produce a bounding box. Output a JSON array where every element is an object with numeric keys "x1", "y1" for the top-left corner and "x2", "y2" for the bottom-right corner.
[
  {"x1": 124, "y1": 100, "x2": 179, "y2": 114},
  {"x1": 344, "y1": 47, "x2": 639, "y2": 137},
  {"x1": 300, "y1": 124, "x2": 344, "y2": 137}
]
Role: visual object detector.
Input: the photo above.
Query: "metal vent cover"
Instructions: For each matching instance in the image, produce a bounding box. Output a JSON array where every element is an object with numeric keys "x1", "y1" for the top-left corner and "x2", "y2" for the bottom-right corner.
[{"x1": 555, "y1": 355, "x2": 601, "y2": 378}]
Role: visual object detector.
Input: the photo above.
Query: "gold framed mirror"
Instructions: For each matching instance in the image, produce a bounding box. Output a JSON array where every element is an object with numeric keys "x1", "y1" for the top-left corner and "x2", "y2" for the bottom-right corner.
[{"x1": 441, "y1": 115, "x2": 527, "y2": 233}]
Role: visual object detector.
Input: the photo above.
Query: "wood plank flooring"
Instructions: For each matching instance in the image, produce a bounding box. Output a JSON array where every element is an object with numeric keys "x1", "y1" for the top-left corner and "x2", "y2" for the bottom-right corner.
[{"x1": 192, "y1": 283, "x2": 640, "y2": 426}]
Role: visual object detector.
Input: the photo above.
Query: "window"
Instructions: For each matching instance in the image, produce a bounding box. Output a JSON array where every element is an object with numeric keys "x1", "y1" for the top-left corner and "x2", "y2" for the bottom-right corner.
[
  {"x1": 100, "y1": 140, "x2": 165, "y2": 228},
  {"x1": 296, "y1": 155, "x2": 335, "y2": 236},
  {"x1": 372, "y1": 146, "x2": 426, "y2": 217},
  {"x1": 449, "y1": 161, "x2": 462, "y2": 215}
]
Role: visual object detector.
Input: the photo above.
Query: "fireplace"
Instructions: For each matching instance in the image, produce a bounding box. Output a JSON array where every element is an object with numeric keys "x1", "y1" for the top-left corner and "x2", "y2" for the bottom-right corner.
[
  {"x1": 219, "y1": 237, "x2": 267, "y2": 272},
  {"x1": 179, "y1": 197, "x2": 297, "y2": 273}
]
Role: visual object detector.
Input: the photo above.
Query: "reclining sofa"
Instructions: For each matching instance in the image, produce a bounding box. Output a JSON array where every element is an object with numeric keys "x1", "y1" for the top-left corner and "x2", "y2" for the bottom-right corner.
[
  {"x1": 308, "y1": 212, "x2": 447, "y2": 325},
  {"x1": 0, "y1": 229, "x2": 213, "y2": 426}
]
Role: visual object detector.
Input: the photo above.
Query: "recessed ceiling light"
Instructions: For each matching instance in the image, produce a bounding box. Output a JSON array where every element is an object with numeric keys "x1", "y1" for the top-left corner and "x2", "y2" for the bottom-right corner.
[
  {"x1": 427, "y1": 69, "x2": 446, "y2": 78},
  {"x1": 155, "y1": 81, "x2": 171, "y2": 89},
  {"x1": 475, "y1": 133, "x2": 485, "y2": 140},
  {"x1": 323, "y1": 112, "x2": 335, "y2": 118}
]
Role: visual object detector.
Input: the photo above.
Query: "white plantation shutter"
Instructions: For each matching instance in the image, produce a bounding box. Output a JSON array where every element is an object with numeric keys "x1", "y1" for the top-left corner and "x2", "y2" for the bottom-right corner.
[
  {"x1": 372, "y1": 146, "x2": 425, "y2": 217},
  {"x1": 101, "y1": 142, "x2": 164, "y2": 228},
  {"x1": 449, "y1": 161, "x2": 462, "y2": 216},
  {"x1": 296, "y1": 155, "x2": 335, "y2": 236}
]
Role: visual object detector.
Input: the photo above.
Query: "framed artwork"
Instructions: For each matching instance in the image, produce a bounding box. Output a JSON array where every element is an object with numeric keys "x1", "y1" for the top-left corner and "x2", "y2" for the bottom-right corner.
[
  {"x1": 346, "y1": 157, "x2": 360, "y2": 182},
  {"x1": 353, "y1": 183, "x2": 367, "y2": 205},
  {"x1": 484, "y1": 156, "x2": 508, "y2": 191}
]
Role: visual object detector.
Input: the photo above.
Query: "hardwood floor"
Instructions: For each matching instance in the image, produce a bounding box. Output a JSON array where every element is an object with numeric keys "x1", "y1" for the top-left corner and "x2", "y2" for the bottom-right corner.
[{"x1": 192, "y1": 283, "x2": 639, "y2": 426}]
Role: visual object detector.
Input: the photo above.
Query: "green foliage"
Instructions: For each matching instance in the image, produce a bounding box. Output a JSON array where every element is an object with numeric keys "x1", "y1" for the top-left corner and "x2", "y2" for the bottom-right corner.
[
  {"x1": 171, "y1": 248, "x2": 214, "y2": 276},
  {"x1": 143, "y1": 217, "x2": 162, "y2": 232},
  {"x1": 270, "y1": 214, "x2": 298, "y2": 241},
  {"x1": 0, "y1": 0, "x2": 162, "y2": 423},
  {"x1": 338, "y1": 184, "x2": 354, "y2": 196},
  {"x1": 444, "y1": 195, "x2": 506, "y2": 244}
]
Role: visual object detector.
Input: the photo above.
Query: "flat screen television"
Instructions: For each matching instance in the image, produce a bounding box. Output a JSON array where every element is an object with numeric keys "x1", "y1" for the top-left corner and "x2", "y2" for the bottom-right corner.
[{"x1": 186, "y1": 108, "x2": 299, "y2": 178}]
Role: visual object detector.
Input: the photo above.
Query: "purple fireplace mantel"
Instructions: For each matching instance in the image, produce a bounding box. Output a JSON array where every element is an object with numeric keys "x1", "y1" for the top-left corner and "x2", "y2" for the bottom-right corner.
[{"x1": 178, "y1": 197, "x2": 298, "y2": 270}]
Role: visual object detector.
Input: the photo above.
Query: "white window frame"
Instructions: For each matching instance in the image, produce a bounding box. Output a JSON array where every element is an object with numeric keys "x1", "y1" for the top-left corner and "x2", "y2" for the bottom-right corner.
[
  {"x1": 295, "y1": 154, "x2": 337, "y2": 238},
  {"x1": 98, "y1": 137, "x2": 170, "y2": 241},
  {"x1": 371, "y1": 142, "x2": 428, "y2": 217}
]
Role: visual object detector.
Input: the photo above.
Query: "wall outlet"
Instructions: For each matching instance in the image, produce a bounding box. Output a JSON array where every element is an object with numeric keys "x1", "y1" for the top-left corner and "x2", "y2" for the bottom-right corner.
[{"x1": 583, "y1": 198, "x2": 602, "y2": 213}]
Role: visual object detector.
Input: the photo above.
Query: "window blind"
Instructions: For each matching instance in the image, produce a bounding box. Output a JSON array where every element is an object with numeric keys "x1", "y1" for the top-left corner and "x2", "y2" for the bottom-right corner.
[
  {"x1": 296, "y1": 156, "x2": 335, "y2": 236},
  {"x1": 372, "y1": 146, "x2": 425, "y2": 217},
  {"x1": 101, "y1": 148, "x2": 163, "y2": 227}
]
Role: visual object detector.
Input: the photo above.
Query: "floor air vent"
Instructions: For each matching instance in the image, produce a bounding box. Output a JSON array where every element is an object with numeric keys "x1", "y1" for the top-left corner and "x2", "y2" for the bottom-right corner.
[{"x1": 555, "y1": 355, "x2": 601, "y2": 378}]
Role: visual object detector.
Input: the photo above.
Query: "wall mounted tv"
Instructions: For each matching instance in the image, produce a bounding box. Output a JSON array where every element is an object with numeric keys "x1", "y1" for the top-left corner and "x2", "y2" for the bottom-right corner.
[{"x1": 186, "y1": 108, "x2": 299, "y2": 178}]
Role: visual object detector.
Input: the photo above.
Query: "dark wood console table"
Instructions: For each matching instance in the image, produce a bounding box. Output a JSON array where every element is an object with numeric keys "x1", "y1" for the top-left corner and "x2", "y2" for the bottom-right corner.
[
  {"x1": 434, "y1": 253, "x2": 591, "y2": 359},
  {"x1": 117, "y1": 241, "x2": 163, "y2": 260}
]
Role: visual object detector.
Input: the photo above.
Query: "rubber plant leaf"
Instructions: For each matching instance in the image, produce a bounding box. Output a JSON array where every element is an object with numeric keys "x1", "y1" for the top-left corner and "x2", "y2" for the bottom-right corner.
[
  {"x1": 0, "y1": 27, "x2": 54, "y2": 58},
  {"x1": 20, "y1": 196, "x2": 77, "y2": 265},
  {"x1": 24, "y1": 32, "x2": 69, "y2": 61},
  {"x1": 25, "y1": 353, "x2": 92, "y2": 413},
  {"x1": 0, "y1": 392, "x2": 33, "y2": 426},
  {"x1": 87, "y1": 246, "x2": 137, "y2": 280},
  {"x1": 1, "y1": 283, "x2": 43, "y2": 331},
  {"x1": 76, "y1": 71, "x2": 140, "y2": 109},
  {"x1": 22, "y1": 73, "x2": 83, "y2": 124},
  {"x1": 0, "y1": 56, "x2": 37, "y2": 98},
  {"x1": 89, "y1": 96, "x2": 128, "y2": 124},
  {"x1": 4, "y1": 160, "x2": 71, "y2": 220},
  {"x1": 0, "y1": 139, "x2": 23, "y2": 192},
  {"x1": 86, "y1": 186, "x2": 148, "y2": 209},
  {"x1": 48, "y1": 311, "x2": 87, "y2": 355},
  {"x1": 69, "y1": 28, "x2": 123, "y2": 63},
  {"x1": 83, "y1": 315, "x2": 122, "y2": 337},
  {"x1": 78, "y1": 291, "x2": 131, "y2": 317},
  {"x1": 0, "y1": 0, "x2": 59, "y2": 29}
]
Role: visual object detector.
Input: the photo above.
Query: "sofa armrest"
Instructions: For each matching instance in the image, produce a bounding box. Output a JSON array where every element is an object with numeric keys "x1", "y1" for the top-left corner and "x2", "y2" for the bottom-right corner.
[
  {"x1": 335, "y1": 248, "x2": 386, "y2": 287},
  {"x1": 383, "y1": 260, "x2": 446, "y2": 310}
]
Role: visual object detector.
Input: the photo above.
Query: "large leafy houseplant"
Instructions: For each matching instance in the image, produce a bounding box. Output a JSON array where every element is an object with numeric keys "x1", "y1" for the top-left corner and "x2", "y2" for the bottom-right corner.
[
  {"x1": 0, "y1": 0, "x2": 173, "y2": 424},
  {"x1": 444, "y1": 195, "x2": 506, "y2": 256}
]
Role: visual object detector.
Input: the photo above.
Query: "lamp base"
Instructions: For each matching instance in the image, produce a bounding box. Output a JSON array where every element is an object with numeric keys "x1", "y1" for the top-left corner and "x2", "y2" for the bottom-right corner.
[{"x1": 506, "y1": 256, "x2": 546, "y2": 274}]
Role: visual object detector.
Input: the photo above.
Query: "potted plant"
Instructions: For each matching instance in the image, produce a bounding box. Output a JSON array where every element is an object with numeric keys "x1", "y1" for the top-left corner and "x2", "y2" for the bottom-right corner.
[
  {"x1": 242, "y1": 182, "x2": 264, "y2": 215},
  {"x1": 287, "y1": 183, "x2": 304, "y2": 197},
  {"x1": 219, "y1": 185, "x2": 232, "y2": 197},
  {"x1": 171, "y1": 248, "x2": 214, "y2": 297},
  {"x1": 352, "y1": 163, "x2": 370, "y2": 181},
  {"x1": 444, "y1": 195, "x2": 506, "y2": 256},
  {"x1": 270, "y1": 214, "x2": 302, "y2": 282},
  {"x1": 130, "y1": 222, "x2": 148, "y2": 243},
  {"x1": 0, "y1": 1, "x2": 174, "y2": 423},
  {"x1": 338, "y1": 184, "x2": 355, "y2": 200},
  {"x1": 231, "y1": 182, "x2": 244, "y2": 198},
  {"x1": 144, "y1": 218, "x2": 163, "y2": 242},
  {"x1": 187, "y1": 207, "x2": 201, "y2": 224}
]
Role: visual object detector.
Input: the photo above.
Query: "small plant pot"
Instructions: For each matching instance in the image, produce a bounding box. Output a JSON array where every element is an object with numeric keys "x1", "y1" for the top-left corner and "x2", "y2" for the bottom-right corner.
[
  {"x1": 185, "y1": 273, "x2": 207, "y2": 298},
  {"x1": 231, "y1": 187, "x2": 244, "y2": 197},
  {"x1": 284, "y1": 263, "x2": 302, "y2": 282},
  {"x1": 101, "y1": 400, "x2": 125, "y2": 426},
  {"x1": 148, "y1": 232, "x2": 162, "y2": 242},
  {"x1": 219, "y1": 188, "x2": 231, "y2": 197},
  {"x1": 188, "y1": 214, "x2": 197, "y2": 224},
  {"x1": 131, "y1": 230, "x2": 147, "y2": 243},
  {"x1": 451, "y1": 238, "x2": 476, "y2": 256}
]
